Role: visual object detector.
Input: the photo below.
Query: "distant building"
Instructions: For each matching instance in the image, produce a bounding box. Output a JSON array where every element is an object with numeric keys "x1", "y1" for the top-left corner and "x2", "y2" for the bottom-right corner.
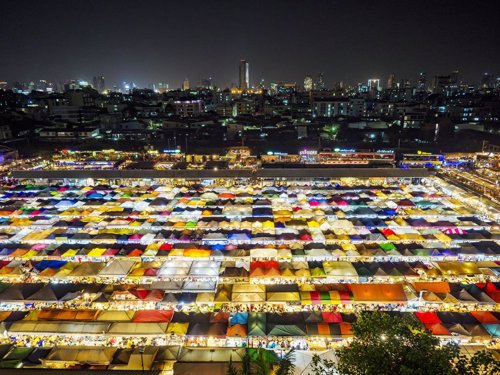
[
  {"x1": 173, "y1": 99, "x2": 204, "y2": 117},
  {"x1": 239, "y1": 60, "x2": 249, "y2": 90},
  {"x1": 387, "y1": 73, "x2": 395, "y2": 89},
  {"x1": 182, "y1": 78, "x2": 190, "y2": 91},
  {"x1": 39, "y1": 126, "x2": 100, "y2": 142},
  {"x1": 201, "y1": 77, "x2": 213, "y2": 89},
  {"x1": 316, "y1": 73, "x2": 325, "y2": 90},
  {"x1": 92, "y1": 76, "x2": 105, "y2": 93},
  {"x1": 303, "y1": 75, "x2": 313, "y2": 92},
  {"x1": 312, "y1": 97, "x2": 349, "y2": 117},
  {"x1": 233, "y1": 99, "x2": 256, "y2": 116},
  {"x1": 51, "y1": 106, "x2": 98, "y2": 124},
  {"x1": 481, "y1": 73, "x2": 493, "y2": 89}
]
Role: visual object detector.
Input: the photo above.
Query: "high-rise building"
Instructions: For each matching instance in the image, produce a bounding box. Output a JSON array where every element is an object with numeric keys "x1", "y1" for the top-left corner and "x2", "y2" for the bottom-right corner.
[
  {"x1": 316, "y1": 72, "x2": 325, "y2": 90},
  {"x1": 303, "y1": 75, "x2": 313, "y2": 92},
  {"x1": 182, "y1": 78, "x2": 190, "y2": 91},
  {"x1": 239, "y1": 60, "x2": 249, "y2": 90},
  {"x1": 387, "y1": 74, "x2": 395, "y2": 89},
  {"x1": 201, "y1": 77, "x2": 213, "y2": 90},
  {"x1": 367, "y1": 79, "x2": 381, "y2": 91},
  {"x1": 417, "y1": 72, "x2": 427, "y2": 91},
  {"x1": 450, "y1": 70, "x2": 459, "y2": 84},
  {"x1": 92, "y1": 76, "x2": 105, "y2": 93},
  {"x1": 481, "y1": 73, "x2": 493, "y2": 89}
]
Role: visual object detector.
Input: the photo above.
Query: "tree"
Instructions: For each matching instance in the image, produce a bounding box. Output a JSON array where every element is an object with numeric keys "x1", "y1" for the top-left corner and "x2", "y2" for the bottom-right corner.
[
  {"x1": 336, "y1": 312, "x2": 458, "y2": 375},
  {"x1": 226, "y1": 348, "x2": 295, "y2": 375},
  {"x1": 454, "y1": 350, "x2": 500, "y2": 375},
  {"x1": 307, "y1": 312, "x2": 500, "y2": 375},
  {"x1": 308, "y1": 354, "x2": 338, "y2": 375}
]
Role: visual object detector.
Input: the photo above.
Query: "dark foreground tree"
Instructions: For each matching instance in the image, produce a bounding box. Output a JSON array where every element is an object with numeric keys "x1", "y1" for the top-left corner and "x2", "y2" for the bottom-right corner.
[
  {"x1": 308, "y1": 312, "x2": 500, "y2": 375},
  {"x1": 455, "y1": 350, "x2": 500, "y2": 375},
  {"x1": 336, "y1": 312, "x2": 458, "y2": 375},
  {"x1": 227, "y1": 348, "x2": 295, "y2": 375}
]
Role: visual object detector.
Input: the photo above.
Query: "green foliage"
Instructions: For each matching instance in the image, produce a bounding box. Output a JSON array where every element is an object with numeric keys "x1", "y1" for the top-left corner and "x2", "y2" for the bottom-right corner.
[
  {"x1": 307, "y1": 312, "x2": 500, "y2": 375},
  {"x1": 454, "y1": 350, "x2": 500, "y2": 375},
  {"x1": 336, "y1": 312, "x2": 458, "y2": 375},
  {"x1": 226, "y1": 348, "x2": 295, "y2": 375},
  {"x1": 308, "y1": 354, "x2": 338, "y2": 375}
]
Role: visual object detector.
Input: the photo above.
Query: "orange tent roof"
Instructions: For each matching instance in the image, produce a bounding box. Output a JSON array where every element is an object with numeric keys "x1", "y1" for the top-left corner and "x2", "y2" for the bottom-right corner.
[
  {"x1": 350, "y1": 284, "x2": 407, "y2": 302},
  {"x1": 425, "y1": 323, "x2": 450, "y2": 336},
  {"x1": 470, "y1": 311, "x2": 500, "y2": 324},
  {"x1": 412, "y1": 282, "x2": 450, "y2": 294},
  {"x1": 227, "y1": 323, "x2": 247, "y2": 337},
  {"x1": 340, "y1": 322, "x2": 353, "y2": 336},
  {"x1": 133, "y1": 310, "x2": 174, "y2": 323}
]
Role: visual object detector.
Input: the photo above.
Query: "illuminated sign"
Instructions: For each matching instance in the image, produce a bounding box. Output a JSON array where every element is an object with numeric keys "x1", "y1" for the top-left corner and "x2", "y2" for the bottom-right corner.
[
  {"x1": 334, "y1": 148, "x2": 356, "y2": 153},
  {"x1": 163, "y1": 149, "x2": 181, "y2": 154},
  {"x1": 299, "y1": 150, "x2": 317, "y2": 155}
]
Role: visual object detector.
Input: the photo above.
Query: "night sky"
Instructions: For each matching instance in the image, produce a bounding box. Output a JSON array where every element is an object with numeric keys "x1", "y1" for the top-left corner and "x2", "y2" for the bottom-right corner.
[{"x1": 1, "y1": 0, "x2": 499, "y2": 89}]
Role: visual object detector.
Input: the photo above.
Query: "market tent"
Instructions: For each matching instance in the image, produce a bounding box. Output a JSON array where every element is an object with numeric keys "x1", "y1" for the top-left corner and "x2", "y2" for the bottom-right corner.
[
  {"x1": 232, "y1": 283, "x2": 266, "y2": 303},
  {"x1": 166, "y1": 322, "x2": 190, "y2": 335},
  {"x1": 248, "y1": 313, "x2": 266, "y2": 336},
  {"x1": 0, "y1": 347, "x2": 33, "y2": 368},
  {"x1": 416, "y1": 312, "x2": 442, "y2": 324},
  {"x1": 470, "y1": 311, "x2": 500, "y2": 324},
  {"x1": 267, "y1": 324, "x2": 307, "y2": 336},
  {"x1": 412, "y1": 282, "x2": 451, "y2": 294},
  {"x1": 9, "y1": 321, "x2": 110, "y2": 335},
  {"x1": 109, "y1": 347, "x2": 158, "y2": 371},
  {"x1": 108, "y1": 322, "x2": 168, "y2": 335},
  {"x1": 97, "y1": 310, "x2": 135, "y2": 321},
  {"x1": 98, "y1": 259, "x2": 136, "y2": 276},
  {"x1": 483, "y1": 324, "x2": 500, "y2": 338},
  {"x1": 0, "y1": 283, "x2": 44, "y2": 301},
  {"x1": 323, "y1": 261, "x2": 358, "y2": 277},
  {"x1": 266, "y1": 284, "x2": 300, "y2": 302},
  {"x1": 227, "y1": 324, "x2": 247, "y2": 337},
  {"x1": 44, "y1": 347, "x2": 116, "y2": 365},
  {"x1": 132, "y1": 310, "x2": 174, "y2": 323},
  {"x1": 350, "y1": 284, "x2": 407, "y2": 302},
  {"x1": 425, "y1": 323, "x2": 450, "y2": 336},
  {"x1": 230, "y1": 312, "x2": 249, "y2": 325}
]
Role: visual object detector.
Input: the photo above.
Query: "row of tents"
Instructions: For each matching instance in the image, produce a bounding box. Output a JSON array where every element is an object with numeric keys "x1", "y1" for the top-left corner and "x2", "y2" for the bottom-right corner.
[
  {"x1": 3, "y1": 311, "x2": 500, "y2": 340},
  {"x1": 0, "y1": 241, "x2": 499, "y2": 260},
  {"x1": 0, "y1": 281, "x2": 500, "y2": 304}
]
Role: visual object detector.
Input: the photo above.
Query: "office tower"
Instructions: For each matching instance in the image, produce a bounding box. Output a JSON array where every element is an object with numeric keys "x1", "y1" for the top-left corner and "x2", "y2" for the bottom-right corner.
[
  {"x1": 481, "y1": 73, "x2": 493, "y2": 88},
  {"x1": 367, "y1": 79, "x2": 381, "y2": 91},
  {"x1": 201, "y1": 77, "x2": 213, "y2": 89},
  {"x1": 182, "y1": 78, "x2": 190, "y2": 91},
  {"x1": 239, "y1": 60, "x2": 249, "y2": 90},
  {"x1": 450, "y1": 70, "x2": 459, "y2": 84},
  {"x1": 316, "y1": 72, "x2": 325, "y2": 90},
  {"x1": 303, "y1": 75, "x2": 313, "y2": 91},
  {"x1": 92, "y1": 76, "x2": 105, "y2": 93},
  {"x1": 417, "y1": 72, "x2": 427, "y2": 91},
  {"x1": 387, "y1": 73, "x2": 395, "y2": 89}
]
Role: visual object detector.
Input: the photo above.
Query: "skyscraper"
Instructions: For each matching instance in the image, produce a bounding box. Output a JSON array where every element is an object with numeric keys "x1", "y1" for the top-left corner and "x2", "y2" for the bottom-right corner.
[
  {"x1": 92, "y1": 76, "x2": 105, "y2": 93},
  {"x1": 303, "y1": 75, "x2": 313, "y2": 92},
  {"x1": 417, "y1": 72, "x2": 427, "y2": 91},
  {"x1": 182, "y1": 78, "x2": 190, "y2": 91},
  {"x1": 239, "y1": 60, "x2": 249, "y2": 90},
  {"x1": 387, "y1": 73, "x2": 395, "y2": 89},
  {"x1": 316, "y1": 72, "x2": 325, "y2": 90},
  {"x1": 481, "y1": 73, "x2": 493, "y2": 88}
]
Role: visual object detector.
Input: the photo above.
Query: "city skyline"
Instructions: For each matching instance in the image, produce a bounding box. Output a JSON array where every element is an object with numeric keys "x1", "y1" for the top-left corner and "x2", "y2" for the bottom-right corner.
[{"x1": 1, "y1": 0, "x2": 499, "y2": 88}]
